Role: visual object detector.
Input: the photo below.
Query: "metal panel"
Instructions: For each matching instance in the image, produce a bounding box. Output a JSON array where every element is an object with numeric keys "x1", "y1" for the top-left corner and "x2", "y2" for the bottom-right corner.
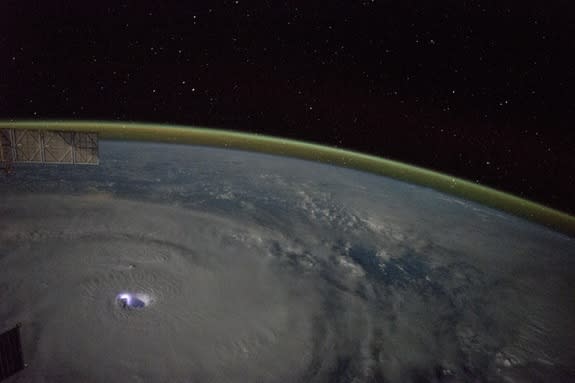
[
  {"x1": 13, "y1": 130, "x2": 43, "y2": 162},
  {"x1": 43, "y1": 131, "x2": 74, "y2": 163},
  {"x1": 0, "y1": 325, "x2": 25, "y2": 381},
  {"x1": 73, "y1": 132, "x2": 99, "y2": 164},
  {"x1": 0, "y1": 130, "x2": 12, "y2": 164},
  {"x1": 0, "y1": 129, "x2": 99, "y2": 165}
]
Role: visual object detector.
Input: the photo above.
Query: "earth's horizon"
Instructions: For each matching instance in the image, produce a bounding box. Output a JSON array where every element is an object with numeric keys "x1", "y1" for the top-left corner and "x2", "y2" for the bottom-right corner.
[
  {"x1": 0, "y1": 129, "x2": 574, "y2": 382},
  {"x1": 1, "y1": 120, "x2": 574, "y2": 237}
]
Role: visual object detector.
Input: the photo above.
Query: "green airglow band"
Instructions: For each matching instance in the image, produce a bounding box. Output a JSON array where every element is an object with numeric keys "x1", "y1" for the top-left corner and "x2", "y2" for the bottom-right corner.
[{"x1": 1, "y1": 120, "x2": 574, "y2": 237}]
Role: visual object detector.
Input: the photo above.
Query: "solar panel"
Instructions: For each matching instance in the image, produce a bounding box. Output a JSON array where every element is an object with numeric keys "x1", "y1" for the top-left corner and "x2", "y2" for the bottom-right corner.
[
  {"x1": 0, "y1": 129, "x2": 99, "y2": 165},
  {"x1": 13, "y1": 129, "x2": 43, "y2": 162},
  {"x1": 72, "y1": 131, "x2": 99, "y2": 164},
  {"x1": 43, "y1": 130, "x2": 74, "y2": 163},
  {"x1": 0, "y1": 130, "x2": 12, "y2": 164},
  {"x1": 0, "y1": 324, "x2": 25, "y2": 381}
]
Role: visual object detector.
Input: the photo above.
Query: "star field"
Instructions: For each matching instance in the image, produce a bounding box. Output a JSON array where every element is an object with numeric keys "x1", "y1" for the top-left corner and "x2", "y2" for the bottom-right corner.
[{"x1": 1, "y1": 1, "x2": 573, "y2": 214}]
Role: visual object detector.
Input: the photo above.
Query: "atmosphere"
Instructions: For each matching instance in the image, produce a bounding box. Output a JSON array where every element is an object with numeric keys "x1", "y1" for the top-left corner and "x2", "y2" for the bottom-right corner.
[
  {"x1": 0, "y1": 1, "x2": 573, "y2": 214},
  {"x1": 1, "y1": 2, "x2": 574, "y2": 382}
]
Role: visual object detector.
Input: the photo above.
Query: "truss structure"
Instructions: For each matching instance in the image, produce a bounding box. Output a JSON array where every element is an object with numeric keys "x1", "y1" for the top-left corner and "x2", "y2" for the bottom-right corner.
[
  {"x1": 0, "y1": 129, "x2": 99, "y2": 165},
  {"x1": 0, "y1": 324, "x2": 25, "y2": 381}
]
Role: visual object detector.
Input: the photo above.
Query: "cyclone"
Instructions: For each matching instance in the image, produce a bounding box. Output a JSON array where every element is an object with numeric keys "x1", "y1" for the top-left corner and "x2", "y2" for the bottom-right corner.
[
  {"x1": 1, "y1": 195, "x2": 333, "y2": 382},
  {"x1": 1, "y1": 136, "x2": 573, "y2": 382}
]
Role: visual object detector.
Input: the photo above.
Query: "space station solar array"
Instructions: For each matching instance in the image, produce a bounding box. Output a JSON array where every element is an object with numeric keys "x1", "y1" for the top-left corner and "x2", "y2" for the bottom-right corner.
[{"x1": 0, "y1": 128, "x2": 99, "y2": 165}]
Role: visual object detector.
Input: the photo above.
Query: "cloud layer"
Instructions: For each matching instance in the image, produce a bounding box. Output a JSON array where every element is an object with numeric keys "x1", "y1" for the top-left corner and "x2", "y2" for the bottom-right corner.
[{"x1": 0, "y1": 142, "x2": 573, "y2": 382}]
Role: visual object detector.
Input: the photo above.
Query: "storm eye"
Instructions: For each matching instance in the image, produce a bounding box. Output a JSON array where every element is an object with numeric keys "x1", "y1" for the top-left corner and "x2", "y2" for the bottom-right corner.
[{"x1": 117, "y1": 293, "x2": 147, "y2": 309}]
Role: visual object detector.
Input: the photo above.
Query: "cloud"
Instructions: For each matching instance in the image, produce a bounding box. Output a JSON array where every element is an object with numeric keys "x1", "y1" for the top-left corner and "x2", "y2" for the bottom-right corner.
[{"x1": 1, "y1": 142, "x2": 574, "y2": 382}]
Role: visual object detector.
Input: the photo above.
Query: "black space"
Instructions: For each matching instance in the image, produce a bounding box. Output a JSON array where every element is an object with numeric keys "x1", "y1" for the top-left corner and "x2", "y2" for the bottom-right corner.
[{"x1": 1, "y1": 1, "x2": 574, "y2": 214}]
